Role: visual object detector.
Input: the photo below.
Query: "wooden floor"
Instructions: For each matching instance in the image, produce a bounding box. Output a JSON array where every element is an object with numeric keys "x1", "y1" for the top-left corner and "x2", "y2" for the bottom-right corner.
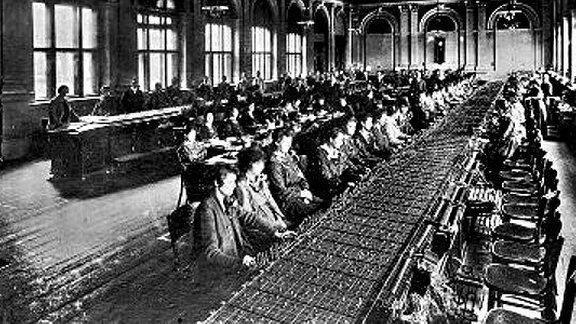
[{"x1": 0, "y1": 139, "x2": 575, "y2": 323}]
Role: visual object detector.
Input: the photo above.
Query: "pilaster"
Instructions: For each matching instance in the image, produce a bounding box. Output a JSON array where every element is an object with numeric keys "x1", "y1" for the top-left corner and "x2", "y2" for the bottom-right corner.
[
  {"x1": 476, "y1": 1, "x2": 489, "y2": 71},
  {"x1": 399, "y1": 5, "x2": 410, "y2": 69},
  {"x1": 465, "y1": 1, "x2": 476, "y2": 70},
  {"x1": 409, "y1": 5, "x2": 419, "y2": 69}
]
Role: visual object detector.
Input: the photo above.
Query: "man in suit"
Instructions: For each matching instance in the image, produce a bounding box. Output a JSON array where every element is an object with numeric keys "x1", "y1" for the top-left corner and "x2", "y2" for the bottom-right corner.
[
  {"x1": 193, "y1": 165, "x2": 295, "y2": 272},
  {"x1": 121, "y1": 78, "x2": 144, "y2": 113}
]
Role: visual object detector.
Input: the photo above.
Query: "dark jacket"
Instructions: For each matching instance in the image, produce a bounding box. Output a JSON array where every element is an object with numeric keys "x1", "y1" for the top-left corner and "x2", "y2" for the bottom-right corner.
[
  {"x1": 268, "y1": 151, "x2": 310, "y2": 207},
  {"x1": 121, "y1": 88, "x2": 144, "y2": 113},
  {"x1": 193, "y1": 190, "x2": 276, "y2": 270}
]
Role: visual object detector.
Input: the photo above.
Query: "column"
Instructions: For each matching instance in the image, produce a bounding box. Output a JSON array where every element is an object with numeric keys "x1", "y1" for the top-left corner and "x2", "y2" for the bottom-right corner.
[
  {"x1": 465, "y1": 1, "x2": 476, "y2": 70},
  {"x1": 117, "y1": 0, "x2": 138, "y2": 85},
  {"x1": 399, "y1": 5, "x2": 410, "y2": 69},
  {"x1": 571, "y1": 10, "x2": 576, "y2": 81},
  {"x1": 276, "y1": 0, "x2": 287, "y2": 78},
  {"x1": 346, "y1": 7, "x2": 353, "y2": 68},
  {"x1": 542, "y1": 0, "x2": 553, "y2": 70},
  {"x1": 409, "y1": 5, "x2": 419, "y2": 69},
  {"x1": 305, "y1": 6, "x2": 314, "y2": 74},
  {"x1": 99, "y1": 1, "x2": 119, "y2": 87},
  {"x1": 328, "y1": 4, "x2": 336, "y2": 71},
  {"x1": 1, "y1": 0, "x2": 35, "y2": 160},
  {"x1": 182, "y1": 0, "x2": 194, "y2": 88},
  {"x1": 191, "y1": 0, "x2": 205, "y2": 83},
  {"x1": 476, "y1": 1, "x2": 488, "y2": 71},
  {"x1": 240, "y1": 4, "x2": 251, "y2": 80}
]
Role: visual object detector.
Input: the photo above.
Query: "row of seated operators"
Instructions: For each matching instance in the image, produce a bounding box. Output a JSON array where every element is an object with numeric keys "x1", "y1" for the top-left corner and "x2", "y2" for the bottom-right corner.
[{"x1": 177, "y1": 70, "x2": 476, "y2": 274}]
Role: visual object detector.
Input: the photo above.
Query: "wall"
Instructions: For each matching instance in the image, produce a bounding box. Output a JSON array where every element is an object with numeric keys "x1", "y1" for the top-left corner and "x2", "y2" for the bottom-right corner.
[
  {"x1": 365, "y1": 34, "x2": 394, "y2": 71},
  {"x1": 353, "y1": 0, "x2": 550, "y2": 75}
]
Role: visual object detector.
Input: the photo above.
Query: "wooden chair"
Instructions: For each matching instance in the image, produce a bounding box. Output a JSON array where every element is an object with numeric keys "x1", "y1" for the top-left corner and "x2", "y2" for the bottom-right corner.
[
  {"x1": 483, "y1": 253, "x2": 576, "y2": 324},
  {"x1": 491, "y1": 211, "x2": 563, "y2": 270},
  {"x1": 484, "y1": 237, "x2": 564, "y2": 320},
  {"x1": 166, "y1": 203, "x2": 194, "y2": 269},
  {"x1": 493, "y1": 192, "x2": 560, "y2": 244}
]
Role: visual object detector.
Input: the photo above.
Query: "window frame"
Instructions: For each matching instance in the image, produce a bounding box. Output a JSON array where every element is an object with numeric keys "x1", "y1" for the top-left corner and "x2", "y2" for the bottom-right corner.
[
  {"x1": 33, "y1": 1, "x2": 99, "y2": 100},
  {"x1": 136, "y1": 3, "x2": 180, "y2": 92},
  {"x1": 286, "y1": 32, "x2": 304, "y2": 78},
  {"x1": 251, "y1": 26, "x2": 274, "y2": 81},
  {"x1": 204, "y1": 22, "x2": 234, "y2": 86}
]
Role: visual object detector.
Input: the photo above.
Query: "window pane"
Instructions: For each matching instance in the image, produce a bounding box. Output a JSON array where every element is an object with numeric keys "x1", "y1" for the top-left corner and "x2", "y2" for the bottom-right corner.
[
  {"x1": 213, "y1": 54, "x2": 222, "y2": 84},
  {"x1": 149, "y1": 53, "x2": 165, "y2": 88},
  {"x1": 167, "y1": 53, "x2": 178, "y2": 87},
  {"x1": 223, "y1": 25, "x2": 232, "y2": 51},
  {"x1": 224, "y1": 54, "x2": 232, "y2": 81},
  {"x1": 166, "y1": 0, "x2": 175, "y2": 9},
  {"x1": 137, "y1": 28, "x2": 147, "y2": 50},
  {"x1": 33, "y1": 2, "x2": 49, "y2": 48},
  {"x1": 55, "y1": 5, "x2": 78, "y2": 48},
  {"x1": 212, "y1": 24, "x2": 222, "y2": 51},
  {"x1": 137, "y1": 14, "x2": 144, "y2": 24},
  {"x1": 149, "y1": 16, "x2": 161, "y2": 25},
  {"x1": 138, "y1": 53, "x2": 146, "y2": 91},
  {"x1": 34, "y1": 52, "x2": 48, "y2": 99},
  {"x1": 82, "y1": 8, "x2": 97, "y2": 49},
  {"x1": 149, "y1": 28, "x2": 165, "y2": 50},
  {"x1": 56, "y1": 52, "x2": 76, "y2": 95},
  {"x1": 83, "y1": 53, "x2": 97, "y2": 95},
  {"x1": 205, "y1": 24, "x2": 212, "y2": 51},
  {"x1": 166, "y1": 29, "x2": 177, "y2": 50}
]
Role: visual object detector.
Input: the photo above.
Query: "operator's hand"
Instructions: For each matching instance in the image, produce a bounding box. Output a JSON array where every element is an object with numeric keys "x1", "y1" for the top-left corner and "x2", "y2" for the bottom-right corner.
[{"x1": 242, "y1": 255, "x2": 256, "y2": 268}]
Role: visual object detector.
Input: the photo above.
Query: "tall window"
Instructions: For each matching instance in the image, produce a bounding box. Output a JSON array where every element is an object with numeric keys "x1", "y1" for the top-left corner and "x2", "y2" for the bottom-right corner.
[
  {"x1": 251, "y1": 26, "x2": 273, "y2": 80},
  {"x1": 205, "y1": 23, "x2": 233, "y2": 85},
  {"x1": 137, "y1": 1, "x2": 178, "y2": 91},
  {"x1": 33, "y1": 2, "x2": 98, "y2": 100},
  {"x1": 286, "y1": 33, "x2": 304, "y2": 78}
]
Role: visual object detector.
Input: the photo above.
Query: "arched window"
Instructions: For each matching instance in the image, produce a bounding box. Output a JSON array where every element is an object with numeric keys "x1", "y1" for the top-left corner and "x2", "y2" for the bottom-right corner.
[
  {"x1": 425, "y1": 15, "x2": 456, "y2": 65},
  {"x1": 205, "y1": 23, "x2": 233, "y2": 85},
  {"x1": 495, "y1": 10, "x2": 530, "y2": 30},
  {"x1": 286, "y1": 4, "x2": 305, "y2": 77},
  {"x1": 137, "y1": 0, "x2": 180, "y2": 91},
  {"x1": 251, "y1": 0, "x2": 274, "y2": 80}
]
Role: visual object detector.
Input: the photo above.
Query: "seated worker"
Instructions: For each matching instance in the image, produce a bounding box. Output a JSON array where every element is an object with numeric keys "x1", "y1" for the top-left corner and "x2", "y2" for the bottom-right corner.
[
  {"x1": 197, "y1": 111, "x2": 218, "y2": 141},
  {"x1": 382, "y1": 105, "x2": 410, "y2": 148},
  {"x1": 268, "y1": 128, "x2": 323, "y2": 228},
  {"x1": 354, "y1": 113, "x2": 383, "y2": 161},
  {"x1": 193, "y1": 165, "x2": 295, "y2": 272},
  {"x1": 236, "y1": 145, "x2": 287, "y2": 251},
  {"x1": 177, "y1": 125, "x2": 207, "y2": 164},
  {"x1": 219, "y1": 107, "x2": 244, "y2": 139},
  {"x1": 371, "y1": 109, "x2": 393, "y2": 157},
  {"x1": 313, "y1": 128, "x2": 361, "y2": 199},
  {"x1": 92, "y1": 86, "x2": 118, "y2": 116},
  {"x1": 145, "y1": 82, "x2": 171, "y2": 110},
  {"x1": 238, "y1": 102, "x2": 259, "y2": 134}
]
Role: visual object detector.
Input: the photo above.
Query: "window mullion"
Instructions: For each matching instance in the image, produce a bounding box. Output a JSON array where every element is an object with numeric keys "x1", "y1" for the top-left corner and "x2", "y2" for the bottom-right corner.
[
  {"x1": 48, "y1": 2, "x2": 56, "y2": 98},
  {"x1": 77, "y1": 6, "x2": 84, "y2": 96}
]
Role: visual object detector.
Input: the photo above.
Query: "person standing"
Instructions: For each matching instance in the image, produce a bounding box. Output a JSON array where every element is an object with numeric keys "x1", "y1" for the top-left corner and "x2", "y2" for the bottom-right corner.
[{"x1": 48, "y1": 85, "x2": 76, "y2": 129}]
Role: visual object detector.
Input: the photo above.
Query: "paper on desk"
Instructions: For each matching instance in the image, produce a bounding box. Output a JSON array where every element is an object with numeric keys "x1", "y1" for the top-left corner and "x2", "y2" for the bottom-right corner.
[{"x1": 204, "y1": 155, "x2": 237, "y2": 165}]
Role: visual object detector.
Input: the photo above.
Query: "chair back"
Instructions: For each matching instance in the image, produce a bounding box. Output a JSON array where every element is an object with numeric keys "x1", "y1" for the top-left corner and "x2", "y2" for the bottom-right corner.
[
  {"x1": 166, "y1": 204, "x2": 193, "y2": 245},
  {"x1": 543, "y1": 236, "x2": 564, "y2": 279}
]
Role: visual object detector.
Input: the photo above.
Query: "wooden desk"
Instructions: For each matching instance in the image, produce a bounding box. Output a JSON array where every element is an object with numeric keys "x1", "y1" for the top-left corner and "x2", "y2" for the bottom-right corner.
[{"x1": 48, "y1": 106, "x2": 187, "y2": 179}]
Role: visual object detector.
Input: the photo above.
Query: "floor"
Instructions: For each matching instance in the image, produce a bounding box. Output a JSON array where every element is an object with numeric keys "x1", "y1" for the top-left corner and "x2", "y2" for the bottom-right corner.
[{"x1": 0, "y1": 138, "x2": 575, "y2": 323}]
